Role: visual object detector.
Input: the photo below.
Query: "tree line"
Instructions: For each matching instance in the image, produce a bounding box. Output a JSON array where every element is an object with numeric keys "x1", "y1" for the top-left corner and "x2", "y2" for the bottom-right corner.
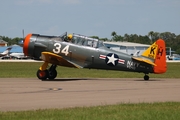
[
  {"x1": 1, "y1": 31, "x2": 180, "y2": 54},
  {"x1": 0, "y1": 36, "x2": 22, "y2": 46},
  {"x1": 93, "y1": 31, "x2": 180, "y2": 54}
]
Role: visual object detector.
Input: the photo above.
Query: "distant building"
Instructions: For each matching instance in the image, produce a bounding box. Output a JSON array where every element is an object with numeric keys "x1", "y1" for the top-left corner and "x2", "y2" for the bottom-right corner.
[
  {"x1": 104, "y1": 41, "x2": 149, "y2": 55},
  {"x1": 0, "y1": 37, "x2": 8, "y2": 46}
]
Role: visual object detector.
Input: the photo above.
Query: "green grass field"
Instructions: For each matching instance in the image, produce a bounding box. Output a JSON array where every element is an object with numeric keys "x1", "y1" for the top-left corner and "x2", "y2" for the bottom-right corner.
[
  {"x1": 0, "y1": 62, "x2": 180, "y2": 120},
  {"x1": 1, "y1": 102, "x2": 180, "y2": 120},
  {"x1": 0, "y1": 62, "x2": 180, "y2": 78}
]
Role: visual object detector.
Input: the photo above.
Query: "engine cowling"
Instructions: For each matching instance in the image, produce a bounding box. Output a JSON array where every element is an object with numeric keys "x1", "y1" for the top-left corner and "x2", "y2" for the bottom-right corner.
[
  {"x1": 23, "y1": 33, "x2": 64, "y2": 59},
  {"x1": 23, "y1": 34, "x2": 48, "y2": 59}
]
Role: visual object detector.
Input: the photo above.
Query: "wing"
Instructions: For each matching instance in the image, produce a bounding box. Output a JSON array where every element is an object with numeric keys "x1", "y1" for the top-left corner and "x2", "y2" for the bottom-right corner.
[
  {"x1": 41, "y1": 52, "x2": 81, "y2": 68},
  {"x1": 132, "y1": 56, "x2": 156, "y2": 66}
]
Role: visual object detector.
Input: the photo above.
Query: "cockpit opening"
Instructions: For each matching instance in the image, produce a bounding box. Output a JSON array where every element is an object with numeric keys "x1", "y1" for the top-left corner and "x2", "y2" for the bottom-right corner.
[
  {"x1": 60, "y1": 32, "x2": 104, "y2": 48},
  {"x1": 72, "y1": 34, "x2": 99, "y2": 48}
]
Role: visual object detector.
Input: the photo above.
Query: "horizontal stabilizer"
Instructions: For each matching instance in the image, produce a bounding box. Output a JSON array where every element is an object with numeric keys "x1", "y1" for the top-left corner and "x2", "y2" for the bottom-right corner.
[
  {"x1": 132, "y1": 56, "x2": 156, "y2": 66},
  {"x1": 41, "y1": 52, "x2": 81, "y2": 68}
]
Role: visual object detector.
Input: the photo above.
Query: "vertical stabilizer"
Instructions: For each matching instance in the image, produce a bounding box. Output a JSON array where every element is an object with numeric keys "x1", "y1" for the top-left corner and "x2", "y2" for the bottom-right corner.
[
  {"x1": 141, "y1": 42, "x2": 158, "y2": 60},
  {"x1": 141, "y1": 39, "x2": 166, "y2": 73},
  {"x1": 153, "y1": 39, "x2": 167, "y2": 74},
  {"x1": 2, "y1": 47, "x2": 12, "y2": 55}
]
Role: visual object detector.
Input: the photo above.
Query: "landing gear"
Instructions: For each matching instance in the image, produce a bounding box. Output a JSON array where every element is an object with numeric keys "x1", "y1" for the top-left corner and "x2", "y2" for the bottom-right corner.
[
  {"x1": 144, "y1": 74, "x2": 149, "y2": 80},
  {"x1": 37, "y1": 62, "x2": 57, "y2": 80},
  {"x1": 37, "y1": 69, "x2": 49, "y2": 80},
  {"x1": 48, "y1": 65, "x2": 57, "y2": 80}
]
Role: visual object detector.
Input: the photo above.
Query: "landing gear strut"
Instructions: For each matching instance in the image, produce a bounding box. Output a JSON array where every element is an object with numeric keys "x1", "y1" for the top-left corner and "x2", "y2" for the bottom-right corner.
[
  {"x1": 48, "y1": 64, "x2": 57, "y2": 80},
  {"x1": 36, "y1": 62, "x2": 57, "y2": 80},
  {"x1": 144, "y1": 74, "x2": 149, "y2": 80}
]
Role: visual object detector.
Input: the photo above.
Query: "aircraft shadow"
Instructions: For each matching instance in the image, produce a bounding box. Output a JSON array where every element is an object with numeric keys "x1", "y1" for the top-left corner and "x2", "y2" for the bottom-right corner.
[
  {"x1": 43, "y1": 78, "x2": 94, "y2": 82},
  {"x1": 134, "y1": 79, "x2": 163, "y2": 81},
  {"x1": 43, "y1": 78, "x2": 163, "y2": 82}
]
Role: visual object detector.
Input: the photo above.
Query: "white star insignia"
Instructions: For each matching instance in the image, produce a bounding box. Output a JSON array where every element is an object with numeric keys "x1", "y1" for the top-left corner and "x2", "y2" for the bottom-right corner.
[{"x1": 107, "y1": 54, "x2": 118, "y2": 65}]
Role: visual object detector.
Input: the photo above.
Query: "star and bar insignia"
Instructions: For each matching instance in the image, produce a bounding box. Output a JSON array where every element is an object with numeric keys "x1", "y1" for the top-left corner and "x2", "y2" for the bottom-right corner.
[{"x1": 99, "y1": 53, "x2": 125, "y2": 66}]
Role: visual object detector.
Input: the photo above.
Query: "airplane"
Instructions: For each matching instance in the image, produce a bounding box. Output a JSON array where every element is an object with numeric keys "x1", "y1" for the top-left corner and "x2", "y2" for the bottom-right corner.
[
  {"x1": 9, "y1": 52, "x2": 29, "y2": 59},
  {"x1": 0, "y1": 47, "x2": 12, "y2": 58},
  {"x1": 23, "y1": 32, "x2": 167, "y2": 81}
]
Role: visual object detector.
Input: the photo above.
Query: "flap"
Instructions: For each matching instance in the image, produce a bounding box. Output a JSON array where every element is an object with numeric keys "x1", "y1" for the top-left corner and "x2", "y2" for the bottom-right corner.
[
  {"x1": 41, "y1": 52, "x2": 80, "y2": 68},
  {"x1": 132, "y1": 56, "x2": 156, "y2": 66}
]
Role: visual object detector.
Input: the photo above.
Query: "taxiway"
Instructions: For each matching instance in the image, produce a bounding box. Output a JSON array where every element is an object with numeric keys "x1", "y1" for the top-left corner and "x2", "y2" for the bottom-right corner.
[{"x1": 0, "y1": 78, "x2": 180, "y2": 111}]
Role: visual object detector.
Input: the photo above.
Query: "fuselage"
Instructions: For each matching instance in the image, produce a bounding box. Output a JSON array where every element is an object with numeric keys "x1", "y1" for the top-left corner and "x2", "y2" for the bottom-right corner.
[{"x1": 23, "y1": 33, "x2": 154, "y2": 74}]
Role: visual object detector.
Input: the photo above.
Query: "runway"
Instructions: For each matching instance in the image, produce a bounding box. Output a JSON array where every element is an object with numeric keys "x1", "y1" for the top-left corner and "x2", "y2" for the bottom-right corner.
[{"x1": 0, "y1": 78, "x2": 180, "y2": 111}]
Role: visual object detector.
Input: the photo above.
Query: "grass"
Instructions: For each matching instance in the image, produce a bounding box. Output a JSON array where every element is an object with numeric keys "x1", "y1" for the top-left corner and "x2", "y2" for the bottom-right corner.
[
  {"x1": 0, "y1": 102, "x2": 180, "y2": 120},
  {"x1": 0, "y1": 62, "x2": 180, "y2": 78},
  {"x1": 0, "y1": 62, "x2": 180, "y2": 119}
]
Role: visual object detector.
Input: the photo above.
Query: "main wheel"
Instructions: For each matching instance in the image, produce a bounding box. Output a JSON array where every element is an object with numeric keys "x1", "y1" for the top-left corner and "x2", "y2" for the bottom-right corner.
[
  {"x1": 37, "y1": 69, "x2": 49, "y2": 80},
  {"x1": 48, "y1": 69, "x2": 57, "y2": 80},
  {"x1": 144, "y1": 75, "x2": 149, "y2": 80}
]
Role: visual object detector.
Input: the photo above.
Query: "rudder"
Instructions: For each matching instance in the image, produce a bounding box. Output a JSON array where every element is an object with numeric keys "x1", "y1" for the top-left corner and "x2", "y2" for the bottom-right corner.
[{"x1": 153, "y1": 39, "x2": 167, "y2": 74}]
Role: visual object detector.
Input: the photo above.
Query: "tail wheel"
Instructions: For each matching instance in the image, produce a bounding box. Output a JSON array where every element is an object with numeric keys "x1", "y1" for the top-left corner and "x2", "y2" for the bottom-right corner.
[
  {"x1": 144, "y1": 75, "x2": 149, "y2": 80},
  {"x1": 37, "y1": 69, "x2": 49, "y2": 80},
  {"x1": 48, "y1": 70, "x2": 57, "y2": 80}
]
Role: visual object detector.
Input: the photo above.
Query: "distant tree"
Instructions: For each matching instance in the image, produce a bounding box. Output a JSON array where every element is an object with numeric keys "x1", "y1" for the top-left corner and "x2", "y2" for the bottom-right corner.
[
  {"x1": 142, "y1": 35, "x2": 151, "y2": 44},
  {"x1": 0, "y1": 36, "x2": 22, "y2": 46},
  {"x1": 111, "y1": 34, "x2": 123, "y2": 42},
  {"x1": 153, "y1": 32, "x2": 160, "y2": 41},
  {"x1": 131, "y1": 34, "x2": 138, "y2": 43},
  {"x1": 124, "y1": 34, "x2": 129, "y2": 42},
  {"x1": 111, "y1": 31, "x2": 117, "y2": 37},
  {"x1": 111, "y1": 31, "x2": 121, "y2": 41},
  {"x1": 100, "y1": 38, "x2": 108, "y2": 41},
  {"x1": 90, "y1": 36, "x2": 99, "y2": 39},
  {"x1": 148, "y1": 31, "x2": 154, "y2": 44},
  {"x1": 12, "y1": 37, "x2": 22, "y2": 45}
]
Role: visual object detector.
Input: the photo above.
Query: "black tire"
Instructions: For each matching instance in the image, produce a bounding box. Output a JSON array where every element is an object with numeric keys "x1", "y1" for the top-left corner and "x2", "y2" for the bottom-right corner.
[
  {"x1": 48, "y1": 69, "x2": 57, "y2": 80},
  {"x1": 37, "y1": 69, "x2": 49, "y2": 80},
  {"x1": 144, "y1": 75, "x2": 149, "y2": 80}
]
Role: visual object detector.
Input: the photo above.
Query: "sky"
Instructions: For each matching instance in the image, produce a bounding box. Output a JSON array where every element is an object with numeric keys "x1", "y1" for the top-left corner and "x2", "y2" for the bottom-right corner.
[{"x1": 0, "y1": 0, "x2": 180, "y2": 39}]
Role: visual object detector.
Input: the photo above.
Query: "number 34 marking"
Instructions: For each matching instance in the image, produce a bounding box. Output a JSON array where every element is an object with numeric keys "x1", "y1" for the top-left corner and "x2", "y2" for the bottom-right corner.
[{"x1": 53, "y1": 43, "x2": 69, "y2": 56}]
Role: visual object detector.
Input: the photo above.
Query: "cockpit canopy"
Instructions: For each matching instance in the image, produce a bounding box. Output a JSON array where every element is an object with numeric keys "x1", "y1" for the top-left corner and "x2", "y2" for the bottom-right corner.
[{"x1": 60, "y1": 32, "x2": 104, "y2": 48}]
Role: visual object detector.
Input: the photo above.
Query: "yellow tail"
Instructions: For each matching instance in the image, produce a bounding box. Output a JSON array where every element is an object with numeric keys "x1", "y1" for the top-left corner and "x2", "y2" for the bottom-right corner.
[{"x1": 141, "y1": 39, "x2": 167, "y2": 74}]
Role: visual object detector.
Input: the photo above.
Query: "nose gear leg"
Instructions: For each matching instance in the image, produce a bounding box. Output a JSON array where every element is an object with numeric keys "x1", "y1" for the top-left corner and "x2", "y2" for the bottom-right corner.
[{"x1": 39, "y1": 62, "x2": 48, "y2": 71}]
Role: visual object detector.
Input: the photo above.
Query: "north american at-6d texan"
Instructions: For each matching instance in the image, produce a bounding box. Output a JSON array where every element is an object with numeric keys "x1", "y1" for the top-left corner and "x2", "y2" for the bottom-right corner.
[{"x1": 23, "y1": 32, "x2": 167, "y2": 80}]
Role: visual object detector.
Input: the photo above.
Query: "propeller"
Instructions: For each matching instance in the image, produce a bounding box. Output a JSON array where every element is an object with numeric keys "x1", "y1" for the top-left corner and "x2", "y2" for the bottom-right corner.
[{"x1": 18, "y1": 29, "x2": 25, "y2": 47}]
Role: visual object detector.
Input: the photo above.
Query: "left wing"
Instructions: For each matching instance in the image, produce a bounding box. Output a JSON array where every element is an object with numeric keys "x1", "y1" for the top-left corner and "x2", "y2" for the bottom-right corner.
[{"x1": 41, "y1": 52, "x2": 81, "y2": 68}]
